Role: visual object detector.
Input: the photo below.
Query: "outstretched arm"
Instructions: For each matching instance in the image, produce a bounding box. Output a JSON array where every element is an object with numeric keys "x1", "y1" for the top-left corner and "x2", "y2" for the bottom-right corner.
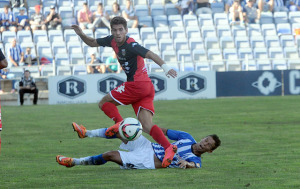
[
  {"x1": 145, "y1": 51, "x2": 177, "y2": 78},
  {"x1": 71, "y1": 25, "x2": 99, "y2": 47}
]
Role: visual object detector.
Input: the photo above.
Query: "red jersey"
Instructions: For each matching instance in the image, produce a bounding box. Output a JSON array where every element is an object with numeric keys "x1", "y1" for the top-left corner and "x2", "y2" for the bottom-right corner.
[{"x1": 96, "y1": 35, "x2": 150, "y2": 82}]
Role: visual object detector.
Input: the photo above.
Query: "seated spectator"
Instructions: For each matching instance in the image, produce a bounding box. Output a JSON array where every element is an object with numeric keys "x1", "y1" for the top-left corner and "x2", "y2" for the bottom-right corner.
[
  {"x1": 106, "y1": 53, "x2": 119, "y2": 73},
  {"x1": 15, "y1": 7, "x2": 30, "y2": 31},
  {"x1": 9, "y1": 38, "x2": 24, "y2": 67},
  {"x1": 0, "y1": 68, "x2": 16, "y2": 94},
  {"x1": 0, "y1": 49, "x2": 8, "y2": 69},
  {"x1": 258, "y1": 0, "x2": 274, "y2": 12},
  {"x1": 45, "y1": 5, "x2": 62, "y2": 30},
  {"x1": 18, "y1": 70, "x2": 38, "y2": 105},
  {"x1": 273, "y1": 0, "x2": 288, "y2": 11},
  {"x1": 30, "y1": 5, "x2": 46, "y2": 32},
  {"x1": 243, "y1": 0, "x2": 260, "y2": 24},
  {"x1": 108, "y1": 2, "x2": 122, "y2": 21},
  {"x1": 10, "y1": 0, "x2": 25, "y2": 8},
  {"x1": 87, "y1": 51, "x2": 105, "y2": 74},
  {"x1": 122, "y1": 0, "x2": 139, "y2": 28},
  {"x1": 289, "y1": 0, "x2": 300, "y2": 11},
  {"x1": 24, "y1": 47, "x2": 37, "y2": 66},
  {"x1": 195, "y1": 0, "x2": 212, "y2": 15},
  {"x1": 0, "y1": 5, "x2": 17, "y2": 33},
  {"x1": 229, "y1": 0, "x2": 244, "y2": 25},
  {"x1": 77, "y1": 2, "x2": 93, "y2": 29},
  {"x1": 176, "y1": 0, "x2": 195, "y2": 16},
  {"x1": 91, "y1": 3, "x2": 110, "y2": 29}
]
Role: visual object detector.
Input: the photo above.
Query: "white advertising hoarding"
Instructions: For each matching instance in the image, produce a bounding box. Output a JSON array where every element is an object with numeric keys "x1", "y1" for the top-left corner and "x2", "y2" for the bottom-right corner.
[{"x1": 48, "y1": 71, "x2": 216, "y2": 105}]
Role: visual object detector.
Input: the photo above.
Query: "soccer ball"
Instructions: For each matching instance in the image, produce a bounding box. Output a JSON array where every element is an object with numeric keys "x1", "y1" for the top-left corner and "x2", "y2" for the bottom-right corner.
[{"x1": 118, "y1": 118, "x2": 143, "y2": 141}]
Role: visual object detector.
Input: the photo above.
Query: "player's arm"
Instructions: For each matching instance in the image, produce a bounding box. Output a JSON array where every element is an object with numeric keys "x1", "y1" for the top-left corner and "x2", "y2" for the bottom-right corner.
[
  {"x1": 71, "y1": 25, "x2": 99, "y2": 47},
  {"x1": 0, "y1": 49, "x2": 8, "y2": 69},
  {"x1": 145, "y1": 51, "x2": 177, "y2": 78}
]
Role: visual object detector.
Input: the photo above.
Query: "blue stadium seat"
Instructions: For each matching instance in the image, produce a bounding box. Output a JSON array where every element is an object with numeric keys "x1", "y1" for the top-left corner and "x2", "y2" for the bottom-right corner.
[
  {"x1": 177, "y1": 49, "x2": 192, "y2": 63},
  {"x1": 231, "y1": 25, "x2": 247, "y2": 37},
  {"x1": 17, "y1": 30, "x2": 32, "y2": 43},
  {"x1": 260, "y1": 12, "x2": 273, "y2": 24},
  {"x1": 242, "y1": 60, "x2": 257, "y2": 70},
  {"x1": 256, "y1": 59, "x2": 272, "y2": 70},
  {"x1": 134, "y1": 4, "x2": 149, "y2": 17},
  {"x1": 289, "y1": 11, "x2": 300, "y2": 23},
  {"x1": 272, "y1": 59, "x2": 287, "y2": 70},
  {"x1": 43, "y1": 0, "x2": 56, "y2": 8},
  {"x1": 88, "y1": 0, "x2": 99, "y2": 6},
  {"x1": 279, "y1": 35, "x2": 295, "y2": 47},
  {"x1": 247, "y1": 24, "x2": 262, "y2": 37},
  {"x1": 192, "y1": 48, "x2": 208, "y2": 62},
  {"x1": 150, "y1": 4, "x2": 165, "y2": 16},
  {"x1": 198, "y1": 14, "x2": 213, "y2": 26},
  {"x1": 52, "y1": 41, "x2": 67, "y2": 55},
  {"x1": 253, "y1": 47, "x2": 268, "y2": 60},
  {"x1": 155, "y1": 27, "x2": 170, "y2": 40},
  {"x1": 143, "y1": 39, "x2": 159, "y2": 51},
  {"x1": 223, "y1": 48, "x2": 238, "y2": 60},
  {"x1": 73, "y1": 0, "x2": 87, "y2": 7},
  {"x1": 33, "y1": 30, "x2": 48, "y2": 43},
  {"x1": 201, "y1": 25, "x2": 217, "y2": 38},
  {"x1": 40, "y1": 66, "x2": 55, "y2": 77},
  {"x1": 210, "y1": 2, "x2": 225, "y2": 14},
  {"x1": 207, "y1": 48, "x2": 222, "y2": 61},
  {"x1": 238, "y1": 47, "x2": 253, "y2": 59},
  {"x1": 57, "y1": 66, "x2": 72, "y2": 76},
  {"x1": 73, "y1": 65, "x2": 87, "y2": 75},
  {"x1": 168, "y1": 15, "x2": 183, "y2": 28},
  {"x1": 164, "y1": 3, "x2": 179, "y2": 16},
  {"x1": 264, "y1": 35, "x2": 280, "y2": 48},
  {"x1": 55, "y1": 54, "x2": 70, "y2": 66},
  {"x1": 235, "y1": 36, "x2": 250, "y2": 48},
  {"x1": 173, "y1": 38, "x2": 189, "y2": 53},
  {"x1": 185, "y1": 26, "x2": 201, "y2": 39},
  {"x1": 48, "y1": 30, "x2": 64, "y2": 44},
  {"x1": 70, "y1": 53, "x2": 86, "y2": 65},
  {"x1": 213, "y1": 13, "x2": 229, "y2": 25},
  {"x1": 284, "y1": 47, "x2": 299, "y2": 59},
  {"x1": 138, "y1": 16, "x2": 153, "y2": 27},
  {"x1": 140, "y1": 27, "x2": 155, "y2": 41},
  {"x1": 95, "y1": 28, "x2": 110, "y2": 38},
  {"x1": 1, "y1": 31, "x2": 16, "y2": 44},
  {"x1": 170, "y1": 26, "x2": 186, "y2": 39},
  {"x1": 36, "y1": 41, "x2": 52, "y2": 57},
  {"x1": 183, "y1": 14, "x2": 198, "y2": 27},
  {"x1": 162, "y1": 50, "x2": 177, "y2": 63},
  {"x1": 64, "y1": 29, "x2": 80, "y2": 43},
  {"x1": 205, "y1": 37, "x2": 220, "y2": 49},
  {"x1": 57, "y1": 0, "x2": 72, "y2": 7},
  {"x1": 67, "y1": 41, "x2": 83, "y2": 55},
  {"x1": 250, "y1": 35, "x2": 265, "y2": 48},
  {"x1": 273, "y1": 11, "x2": 288, "y2": 24},
  {"x1": 261, "y1": 23, "x2": 277, "y2": 36},
  {"x1": 220, "y1": 36, "x2": 235, "y2": 49},
  {"x1": 189, "y1": 38, "x2": 204, "y2": 49},
  {"x1": 159, "y1": 38, "x2": 173, "y2": 51},
  {"x1": 277, "y1": 23, "x2": 292, "y2": 35},
  {"x1": 127, "y1": 28, "x2": 140, "y2": 40},
  {"x1": 153, "y1": 15, "x2": 168, "y2": 28},
  {"x1": 217, "y1": 25, "x2": 232, "y2": 38},
  {"x1": 268, "y1": 47, "x2": 284, "y2": 59},
  {"x1": 288, "y1": 59, "x2": 300, "y2": 69}
]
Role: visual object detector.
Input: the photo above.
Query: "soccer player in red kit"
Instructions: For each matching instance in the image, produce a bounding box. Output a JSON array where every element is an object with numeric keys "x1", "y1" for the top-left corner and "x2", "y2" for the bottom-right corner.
[{"x1": 71, "y1": 16, "x2": 177, "y2": 167}]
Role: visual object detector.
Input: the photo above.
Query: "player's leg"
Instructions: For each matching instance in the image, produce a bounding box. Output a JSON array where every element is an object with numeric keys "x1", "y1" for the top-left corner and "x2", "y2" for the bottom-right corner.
[
  {"x1": 72, "y1": 122, "x2": 128, "y2": 143},
  {"x1": 138, "y1": 109, "x2": 177, "y2": 168},
  {"x1": 56, "y1": 151, "x2": 122, "y2": 167},
  {"x1": 98, "y1": 94, "x2": 123, "y2": 123}
]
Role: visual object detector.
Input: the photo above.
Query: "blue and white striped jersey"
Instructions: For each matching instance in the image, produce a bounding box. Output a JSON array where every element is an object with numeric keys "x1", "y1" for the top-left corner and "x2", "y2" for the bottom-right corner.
[
  {"x1": 152, "y1": 130, "x2": 201, "y2": 168},
  {"x1": 1, "y1": 12, "x2": 15, "y2": 27},
  {"x1": 9, "y1": 44, "x2": 23, "y2": 62}
]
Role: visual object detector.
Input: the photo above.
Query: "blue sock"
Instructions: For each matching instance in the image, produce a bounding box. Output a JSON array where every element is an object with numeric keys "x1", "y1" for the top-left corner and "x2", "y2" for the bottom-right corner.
[{"x1": 91, "y1": 154, "x2": 107, "y2": 165}]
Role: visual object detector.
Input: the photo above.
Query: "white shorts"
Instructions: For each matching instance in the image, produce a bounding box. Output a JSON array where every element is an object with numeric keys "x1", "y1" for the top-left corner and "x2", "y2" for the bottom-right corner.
[{"x1": 118, "y1": 135, "x2": 155, "y2": 169}]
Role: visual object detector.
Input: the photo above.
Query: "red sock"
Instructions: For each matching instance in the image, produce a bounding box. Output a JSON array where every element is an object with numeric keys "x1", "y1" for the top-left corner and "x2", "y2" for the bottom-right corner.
[
  {"x1": 101, "y1": 102, "x2": 123, "y2": 123},
  {"x1": 150, "y1": 125, "x2": 171, "y2": 150}
]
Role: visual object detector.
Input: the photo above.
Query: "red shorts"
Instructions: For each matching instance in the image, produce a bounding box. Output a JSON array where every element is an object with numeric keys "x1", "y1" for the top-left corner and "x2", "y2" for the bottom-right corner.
[{"x1": 110, "y1": 81, "x2": 155, "y2": 116}]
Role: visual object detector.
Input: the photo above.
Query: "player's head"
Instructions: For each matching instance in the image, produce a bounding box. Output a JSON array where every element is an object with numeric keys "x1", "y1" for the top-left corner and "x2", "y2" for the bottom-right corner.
[
  {"x1": 110, "y1": 16, "x2": 128, "y2": 45},
  {"x1": 24, "y1": 70, "x2": 31, "y2": 78},
  {"x1": 195, "y1": 134, "x2": 221, "y2": 155}
]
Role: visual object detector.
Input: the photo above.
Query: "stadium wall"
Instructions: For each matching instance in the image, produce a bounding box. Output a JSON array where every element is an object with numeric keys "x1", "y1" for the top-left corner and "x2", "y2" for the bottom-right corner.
[
  {"x1": 48, "y1": 71, "x2": 216, "y2": 105},
  {"x1": 48, "y1": 70, "x2": 300, "y2": 105}
]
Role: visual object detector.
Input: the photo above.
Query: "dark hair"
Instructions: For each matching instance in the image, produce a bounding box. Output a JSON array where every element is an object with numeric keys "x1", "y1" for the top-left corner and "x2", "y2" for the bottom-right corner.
[
  {"x1": 113, "y1": 2, "x2": 120, "y2": 11},
  {"x1": 208, "y1": 134, "x2": 221, "y2": 151},
  {"x1": 24, "y1": 70, "x2": 30, "y2": 73},
  {"x1": 110, "y1": 16, "x2": 127, "y2": 30},
  {"x1": 98, "y1": 2, "x2": 103, "y2": 7},
  {"x1": 83, "y1": 2, "x2": 88, "y2": 6}
]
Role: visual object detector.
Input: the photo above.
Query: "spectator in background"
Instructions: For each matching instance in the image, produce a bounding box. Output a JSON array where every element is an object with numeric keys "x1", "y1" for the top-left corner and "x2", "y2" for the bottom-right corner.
[
  {"x1": 122, "y1": 0, "x2": 139, "y2": 28},
  {"x1": 91, "y1": 3, "x2": 110, "y2": 30},
  {"x1": 77, "y1": 2, "x2": 93, "y2": 29},
  {"x1": 229, "y1": 0, "x2": 244, "y2": 25},
  {"x1": 106, "y1": 53, "x2": 119, "y2": 73},
  {"x1": 0, "y1": 49, "x2": 8, "y2": 69},
  {"x1": 19, "y1": 70, "x2": 38, "y2": 105},
  {"x1": 10, "y1": 0, "x2": 25, "y2": 8},
  {"x1": 195, "y1": 0, "x2": 212, "y2": 15},
  {"x1": 272, "y1": 0, "x2": 289, "y2": 11},
  {"x1": 176, "y1": 0, "x2": 195, "y2": 16},
  {"x1": 24, "y1": 47, "x2": 37, "y2": 66},
  {"x1": 30, "y1": 5, "x2": 46, "y2": 32},
  {"x1": 0, "y1": 68, "x2": 16, "y2": 94},
  {"x1": 9, "y1": 38, "x2": 24, "y2": 67},
  {"x1": 289, "y1": 0, "x2": 300, "y2": 11},
  {"x1": 0, "y1": 5, "x2": 17, "y2": 33},
  {"x1": 243, "y1": 0, "x2": 260, "y2": 24},
  {"x1": 258, "y1": 0, "x2": 274, "y2": 12},
  {"x1": 45, "y1": 5, "x2": 62, "y2": 30},
  {"x1": 87, "y1": 51, "x2": 106, "y2": 74},
  {"x1": 15, "y1": 7, "x2": 30, "y2": 31},
  {"x1": 108, "y1": 2, "x2": 122, "y2": 21}
]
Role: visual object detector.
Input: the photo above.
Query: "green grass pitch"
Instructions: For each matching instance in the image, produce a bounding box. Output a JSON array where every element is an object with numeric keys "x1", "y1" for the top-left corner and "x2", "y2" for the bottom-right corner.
[{"x1": 1, "y1": 96, "x2": 300, "y2": 188}]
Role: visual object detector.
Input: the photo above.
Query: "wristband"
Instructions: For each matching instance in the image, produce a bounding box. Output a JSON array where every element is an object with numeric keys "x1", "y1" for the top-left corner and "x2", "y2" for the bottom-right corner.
[{"x1": 161, "y1": 64, "x2": 170, "y2": 73}]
